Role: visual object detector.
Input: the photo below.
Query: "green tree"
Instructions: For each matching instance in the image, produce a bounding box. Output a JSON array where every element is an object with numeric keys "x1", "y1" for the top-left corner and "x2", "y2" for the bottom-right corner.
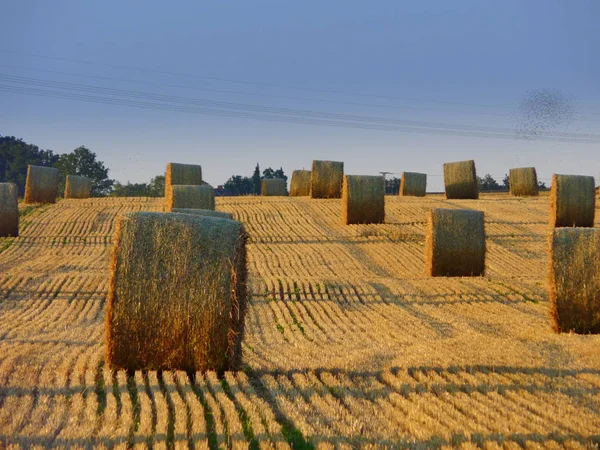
[
  {"x1": 385, "y1": 177, "x2": 400, "y2": 195},
  {"x1": 148, "y1": 175, "x2": 165, "y2": 197},
  {"x1": 54, "y1": 146, "x2": 114, "y2": 196},
  {"x1": 0, "y1": 135, "x2": 59, "y2": 195},
  {"x1": 262, "y1": 166, "x2": 287, "y2": 182},
  {"x1": 252, "y1": 163, "x2": 261, "y2": 195},
  {"x1": 224, "y1": 175, "x2": 254, "y2": 195},
  {"x1": 477, "y1": 174, "x2": 502, "y2": 192}
]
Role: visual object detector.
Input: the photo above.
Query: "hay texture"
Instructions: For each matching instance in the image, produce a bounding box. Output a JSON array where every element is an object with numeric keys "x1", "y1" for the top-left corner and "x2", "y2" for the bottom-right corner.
[
  {"x1": 443, "y1": 160, "x2": 478, "y2": 199},
  {"x1": 310, "y1": 160, "x2": 344, "y2": 199},
  {"x1": 550, "y1": 174, "x2": 595, "y2": 228},
  {"x1": 106, "y1": 212, "x2": 248, "y2": 372},
  {"x1": 290, "y1": 170, "x2": 311, "y2": 196},
  {"x1": 261, "y1": 178, "x2": 288, "y2": 196},
  {"x1": 24, "y1": 165, "x2": 59, "y2": 204},
  {"x1": 549, "y1": 228, "x2": 600, "y2": 333},
  {"x1": 400, "y1": 172, "x2": 427, "y2": 197},
  {"x1": 172, "y1": 208, "x2": 234, "y2": 220},
  {"x1": 166, "y1": 185, "x2": 215, "y2": 211},
  {"x1": 341, "y1": 175, "x2": 385, "y2": 225},
  {"x1": 64, "y1": 175, "x2": 92, "y2": 199},
  {"x1": 509, "y1": 167, "x2": 538, "y2": 197},
  {"x1": 425, "y1": 208, "x2": 485, "y2": 277},
  {"x1": 164, "y1": 162, "x2": 203, "y2": 199},
  {"x1": 0, "y1": 183, "x2": 19, "y2": 237}
]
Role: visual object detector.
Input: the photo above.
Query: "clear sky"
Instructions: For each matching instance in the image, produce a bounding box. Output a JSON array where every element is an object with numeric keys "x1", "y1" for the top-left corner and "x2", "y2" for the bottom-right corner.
[{"x1": 1, "y1": 0, "x2": 598, "y2": 191}]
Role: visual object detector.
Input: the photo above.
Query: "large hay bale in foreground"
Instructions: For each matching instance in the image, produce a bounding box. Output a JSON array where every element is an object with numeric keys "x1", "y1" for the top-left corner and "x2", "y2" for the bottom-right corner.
[
  {"x1": 425, "y1": 208, "x2": 485, "y2": 277},
  {"x1": 400, "y1": 172, "x2": 427, "y2": 197},
  {"x1": 106, "y1": 212, "x2": 248, "y2": 372},
  {"x1": 166, "y1": 185, "x2": 215, "y2": 211},
  {"x1": 24, "y1": 165, "x2": 59, "y2": 204},
  {"x1": 172, "y1": 208, "x2": 234, "y2": 220},
  {"x1": 261, "y1": 178, "x2": 288, "y2": 196},
  {"x1": 165, "y1": 162, "x2": 202, "y2": 198},
  {"x1": 341, "y1": 175, "x2": 385, "y2": 225},
  {"x1": 443, "y1": 160, "x2": 478, "y2": 199},
  {"x1": 509, "y1": 167, "x2": 538, "y2": 197},
  {"x1": 290, "y1": 170, "x2": 311, "y2": 196},
  {"x1": 549, "y1": 228, "x2": 600, "y2": 333},
  {"x1": 64, "y1": 175, "x2": 92, "y2": 199},
  {"x1": 310, "y1": 160, "x2": 344, "y2": 199},
  {"x1": 550, "y1": 174, "x2": 595, "y2": 228},
  {"x1": 0, "y1": 183, "x2": 19, "y2": 237}
]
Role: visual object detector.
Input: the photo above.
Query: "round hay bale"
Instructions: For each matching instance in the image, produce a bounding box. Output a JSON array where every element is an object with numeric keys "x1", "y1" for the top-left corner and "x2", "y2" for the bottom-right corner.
[
  {"x1": 310, "y1": 160, "x2": 344, "y2": 199},
  {"x1": 400, "y1": 172, "x2": 427, "y2": 197},
  {"x1": 443, "y1": 160, "x2": 478, "y2": 199},
  {"x1": 0, "y1": 183, "x2": 19, "y2": 238},
  {"x1": 509, "y1": 167, "x2": 538, "y2": 197},
  {"x1": 341, "y1": 175, "x2": 385, "y2": 225},
  {"x1": 549, "y1": 228, "x2": 600, "y2": 333},
  {"x1": 165, "y1": 162, "x2": 203, "y2": 198},
  {"x1": 261, "y1": 178, "x2": 288, "y2": 196},
  {"x1": 550, "y1": 174, "x2": 595, "y2": 228},
  {"x1": 24, "y1": 165, "x2": 59, "y2": 204},
  {"x1": 172, "y1": 208, "x2": 234, "y2": 220},
  {"x1": 64, "y1": 175, "x2": 92, "y2": 199},
  {"x1": 425, "y1": 208, "x2": 485, "y2": 277},
  {"x1": 290, "y1": 170, "x2": 311, "y2": 196},
  {"x1": 106, "y1": 212, "x2": 248, "y2": 372},
  {"x1": 165, "y1": 185, "x2": 215, "y2": 211}
]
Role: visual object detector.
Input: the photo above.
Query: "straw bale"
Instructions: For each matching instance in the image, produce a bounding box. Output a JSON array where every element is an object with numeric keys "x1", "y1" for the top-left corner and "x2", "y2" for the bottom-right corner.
[
  {"x1": 310, "y1": 160, "x2": 344, "y2": 199},
  {"x1": 289, "y1": 170, "x2": 311, "y2": 196},
  {"x1": 64, "y1": 175, "x2": 92, "y2": 199},
  {"x1": 400, "y1": 172, "x2": 427, "y2": 197},
  {"x1": 24, "y1": 165, "x2": 59, "y2": 204},
  {"x1": 261, "y1": 178, "x2": 288, "y2": 196},
  {"x1": 172, "y1": 208, "x2": 234, "y2": 220},
  {"x1": 166, "y1": 185, "x2": 215, "y2": 211},
  {"x1": 509, "y1": 167, "x2": 538, "y2": 197},
  {"x1": 549, "y1": 174, "x2": 595, "y2": 227},
  {"x1": 341, "y1": 175, "x2": 385, "y2": 225},
  {"x1": 0, "y1": 183, "x2": 19, "y2": 237},
  {"x1": 443, "y1": 160, "x2": 478, "y2": 199}
]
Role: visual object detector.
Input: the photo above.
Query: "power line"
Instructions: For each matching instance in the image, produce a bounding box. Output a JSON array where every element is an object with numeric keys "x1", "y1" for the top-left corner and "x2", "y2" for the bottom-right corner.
[
  {"x1": 3, "y1": 83, "x2": 598, "y2": 144},
  {"x1": 2, "y1": 73, "x2": 599, "y2": 142}
]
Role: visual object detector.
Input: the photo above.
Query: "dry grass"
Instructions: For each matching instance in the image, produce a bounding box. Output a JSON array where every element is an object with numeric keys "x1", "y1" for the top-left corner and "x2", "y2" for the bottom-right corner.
[
  {"x1": 509, "y1": 167, "x2": 538, "y2": 197},
  {"x1": 310, "y1": 160, "x2": 344, "y2": 199},
  {"x1": 2, "y1": 193, "x2": 600, "y2": 448},
  {"x1": 64, "y1": 175, "x2": 92, "y2": 199},
  {"x1": 172, "y1": 208, "x2": 234, "y2": 220},
  {"x1": 261, "y1": 178, "x2": 288, "y2": 196},
  {"x1": 165, "y1": 185, "x2": 215, "y2": 211},
  {"x1": 290, "y1": 170, "x2": 311, "y2": 196},
  {"x1": 443, "y1": 160, "x2": 478, "y2": 199},
  {"x1": 106, "y1": 212, "x2": 247, "y2": 371},
  {"x1": 400, "y1": 172, "x2": 427, "y2": 197},
  {"x1": 24, "y1": 165, "x2": 59, "y2": 204},
  {"x1": 425, "y1": 208, "x2": 485, "y2": 276},
  {"x1": 549, "y1": 174, "x2": 595, "y2": 227},
  {"x1": 0, "y1": 182, "x2": 19, "y2": 237},
  {"x1": 341, "y1": 175, "x2": 385, "y2": 225},
  {"x1": 549, "y1": 228, "x2": 600, "y2": 333}
]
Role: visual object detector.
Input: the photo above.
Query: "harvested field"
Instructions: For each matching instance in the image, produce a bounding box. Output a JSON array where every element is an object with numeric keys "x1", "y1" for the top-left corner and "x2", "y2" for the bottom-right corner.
[{"x1": 1, "y1": 193, "x2": 600, "y2": 448}]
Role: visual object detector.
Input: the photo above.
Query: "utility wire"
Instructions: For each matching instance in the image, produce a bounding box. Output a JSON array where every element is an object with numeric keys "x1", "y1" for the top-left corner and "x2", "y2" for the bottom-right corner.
[
  {"x1": 2, "y1": 73, "x2": 599, "y2": 142},
  {"x1": 2, "y1": 83, "x2": 598, "y2": 144}
]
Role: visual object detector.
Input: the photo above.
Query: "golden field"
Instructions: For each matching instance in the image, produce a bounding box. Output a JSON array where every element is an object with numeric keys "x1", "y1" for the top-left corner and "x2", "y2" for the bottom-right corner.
[{"x1": 1, "y1": 193, "x2": 599, "y2": 449}]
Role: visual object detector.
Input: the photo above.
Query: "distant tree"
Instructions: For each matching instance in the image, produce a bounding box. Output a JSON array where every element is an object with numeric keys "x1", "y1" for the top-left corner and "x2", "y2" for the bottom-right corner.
[
  {"x1": 538, "y1": 180, "x2": 548, "y2": 190},
  {"x1": 252, "y1": 163, "x2": 261, "y2": 195},
  {"x1": 502, "y1": 174, "x2": 509, "y2": 190},
  {"x1": 385, "y1": 177, "x2": 400, "y2": 195},
  {"x1": 224, "y1": 175, "x2": 254, "y2": 196},
  {"x1": 262, "y1": 167, "x2": 287, "y2": 182},
  {"x1": 148, "y1": 175, "x2": 165, "y2": 197},
  {"x1": 477, "y1": 174, "x2": 503, "y2": 191},
  {"x1": 54, "y1": 146, "x2": 114, "y2": 196},
  {"x1": 0, "y1": 135, "x2": 59, "y2": 195},
  {"x1": 110, "y1": 174, "x2": 165, "y2": 197}
]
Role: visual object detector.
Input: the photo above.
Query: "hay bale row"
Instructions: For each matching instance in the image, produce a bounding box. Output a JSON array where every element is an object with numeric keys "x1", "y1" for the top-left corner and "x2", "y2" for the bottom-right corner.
[
  {"x1": 550, "y1": 174, "x2": 595, "y2": 228},
  {"x1": 400, "y1": 172, "x2": 427, "y2": 197},
  {"x1": 172, "y1": 208, "x2": 234, "y2": 220},
  {"x1": 509, "y1": 167, "x2": 538, "y2": 197},
  {"x1": 261, "y1": 178, "x2": 288, "y2": 196},
  {"x1": 425, "y1": 208, "x2": 485, "y2": 277},
  {"x1": 0, "y1": 183, "x2": 19, "y2": 238},
  {"x1": 310, "y1": 160, "x2": 344, "y2": 199},
  {"x1": 290, "y1": 170, "x2": 311, "y2": 196},
  {"x1": 166, "y1": 185, "x2": 215, "y2": 211},
  {"x1": 549, "y1": 228, "x2": 600, "y2": 334},
  {"x1": 64, "y1": 175, "x2": 92, "y2": 199},
  {"x1": 24, "y1": 165, "x2": 59, "y2": 204},
  {"x1": 106, "y1": 212, "x2": 247, "y2": 372},
  {"x1": 443, "y1": 160, "x2": 478, "y2": 199},
  {"x1": 341, "y1": 175, "x2": 385, "y2": 225}
]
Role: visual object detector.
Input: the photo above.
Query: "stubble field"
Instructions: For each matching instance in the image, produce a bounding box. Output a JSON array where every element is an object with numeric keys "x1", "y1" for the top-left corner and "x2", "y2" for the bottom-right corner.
[{"x1": 1, "y1": 194, "x2": 599, "y2": 449}]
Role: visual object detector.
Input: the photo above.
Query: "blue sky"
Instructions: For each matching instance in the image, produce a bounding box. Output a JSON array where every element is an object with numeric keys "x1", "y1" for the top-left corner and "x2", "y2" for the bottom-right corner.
[{"x1": 1, "y1": 0, "x2": 598, "y2": 191}]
